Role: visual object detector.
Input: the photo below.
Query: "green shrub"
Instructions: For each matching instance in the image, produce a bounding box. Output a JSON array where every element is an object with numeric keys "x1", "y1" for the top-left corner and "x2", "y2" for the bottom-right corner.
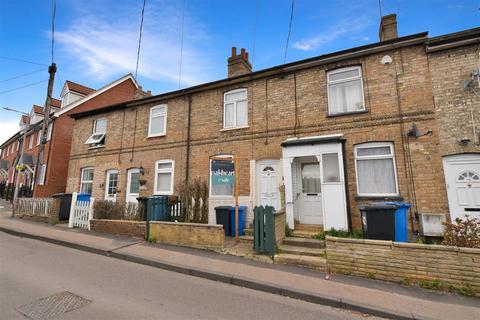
[
  {"x1": 442, "y1": 215, "x2": 480, "y2": 248},
  {"x1": 93, "y1": 200, "x2": 142, "y2": 221},
  {"x1": 315, "y1": 228, "x2": 363, "y2": 240}
]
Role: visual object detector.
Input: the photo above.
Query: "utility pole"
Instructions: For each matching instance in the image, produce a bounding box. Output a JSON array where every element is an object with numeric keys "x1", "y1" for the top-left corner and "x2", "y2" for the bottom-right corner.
[{"x1": 34, "y1": 63, "x2": 56, "y2": 186}]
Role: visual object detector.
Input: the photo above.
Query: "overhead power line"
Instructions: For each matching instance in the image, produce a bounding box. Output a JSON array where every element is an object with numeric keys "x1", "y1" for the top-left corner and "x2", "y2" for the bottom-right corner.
[
  {"x1": 251, "y1": 0, "x2": 260, "y2": 67},
  {"x1": 0, "y1": 80, "x2": 48, "y2": 94},
  {"x1": 0, "y1": 68, "x2": 45, "y2": 83},
  {"x1": 0, "y1": 55, "x2": 48, "y2": 67},
  {"x1": 135, "y1": 0, "x2": 147, "y2": 80},
  {"x1": 178, "y1": 0, "x2": 186, "y2": 88},
  {"x1": 283, "y1": 0, "x2": 295, "y2": 64}
]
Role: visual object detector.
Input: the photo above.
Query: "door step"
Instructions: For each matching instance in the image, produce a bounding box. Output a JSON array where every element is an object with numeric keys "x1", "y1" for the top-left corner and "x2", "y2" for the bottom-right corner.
[
  {"x1": 291, "y1": 230, "x2": 318, "y2": 239},
  {"x1": 239, "y1": 235, "x2": 253, "y2": 243},
  {"x1": 278, "y1": 244, "x2": 325, "y2": 257},
  {"x1": 274, "y1": 253, "x2": 326, "y2": 271},
  {"x1": 282, "y1": 237, "x2": 325, "y2": 248},
  {"x1": 294, "y1": 223, "x2": 324, "y2": 233}
]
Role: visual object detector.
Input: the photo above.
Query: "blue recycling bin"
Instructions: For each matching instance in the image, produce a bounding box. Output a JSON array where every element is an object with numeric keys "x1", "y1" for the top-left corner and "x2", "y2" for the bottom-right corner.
[
  {"x1": 229, "y1": 206, "x2": 247, "y2": 237},
  {"x1": 384, "y1": 202, "x2": 411, "y2": 242}
]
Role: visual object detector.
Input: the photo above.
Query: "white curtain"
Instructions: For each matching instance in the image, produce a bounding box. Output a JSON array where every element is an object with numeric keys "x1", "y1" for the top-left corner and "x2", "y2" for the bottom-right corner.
[
  {"x1": 328, "y1": 79, "x2": 363, "y2": 114},
  {"x1": 156, "y1": 172, "x2": 172, "y2": 193},
  {"x1": 357, "y1": 159, "x2": 396, "y2": 194}
]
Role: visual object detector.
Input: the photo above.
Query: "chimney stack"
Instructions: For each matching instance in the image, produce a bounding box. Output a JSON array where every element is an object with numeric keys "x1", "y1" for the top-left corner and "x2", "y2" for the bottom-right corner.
[
  {"x1": 379, "y1": 14, "x2": 398, "y2": 42},
  {"x1": 227, "y1": 47, "x2": 252, "y2": 78}
]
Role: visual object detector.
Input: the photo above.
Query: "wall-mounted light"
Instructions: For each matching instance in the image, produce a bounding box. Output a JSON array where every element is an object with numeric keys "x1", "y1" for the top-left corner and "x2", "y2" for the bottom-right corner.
[{"x1": 139, "y1": 167, "x2": 145, "y2": 175}]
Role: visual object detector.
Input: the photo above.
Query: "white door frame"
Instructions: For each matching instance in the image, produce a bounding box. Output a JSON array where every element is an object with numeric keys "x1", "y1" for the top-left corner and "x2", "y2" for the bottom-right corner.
[
  {"x1": 104, "y1": 169, "x2": 119, "y2": 201},
  {"x1": 282, "y1": 134, "x2": 348, "y2": 230},
  {"x1": 256, "y1": 159, "x2": 281, "y2": 210},
  {"x1": 126, "y1": 168, "x2": 141, "y2": 203},
  {"x1": 296, "y1": 157, "x2": 323, "y2": 224}
]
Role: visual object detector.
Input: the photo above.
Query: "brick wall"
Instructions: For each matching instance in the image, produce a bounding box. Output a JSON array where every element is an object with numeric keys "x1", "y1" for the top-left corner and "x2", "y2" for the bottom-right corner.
[
  {"x1": 66, "y1": 43, "x2": 450, "y2": 231},
  {"x1": 90, "y1": 219, "x2": 146, "y2": 238},
  {"x1": 326, "y1": 236, "x2": 480, "y2": 296},
  {"x1": 149, "y1": 221, "x2": 224, "y2": 249},
  {"x1": 429, "y1": 45, "x2": 480, "y2": 156}
]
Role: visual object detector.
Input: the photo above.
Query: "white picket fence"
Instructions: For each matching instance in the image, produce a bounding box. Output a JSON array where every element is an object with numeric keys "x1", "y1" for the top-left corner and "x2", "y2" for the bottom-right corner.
[
  {"x1": 68, "y1": 192, "x2": 94, "y2": 230},
  {"x1": 15, "y1": 197, "x2": 53, "y2": 216}
]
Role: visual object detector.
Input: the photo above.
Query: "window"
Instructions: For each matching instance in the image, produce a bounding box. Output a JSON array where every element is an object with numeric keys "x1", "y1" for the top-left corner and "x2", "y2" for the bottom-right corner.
[
  {"x1": 16, "y1": 141, "x2": 19, "y2": 151},
  {"x1": 301, "y1": 163, "x2": 321, "y2": 194},
  {"x1": 354, "y1": 142, "x2": 398, "y2": 196},
  {"x1": 37, "y1": 164, "x2": 47, "y2": 185},
  {"x1": 36, "y1": 131, "x2": 42, "y2": 146},
  {"x1": 80, "y1": 167, "x2": 94, "y2": 194},
  {"x1": 154, "y1": 160, "x2": 174, "y2": 195},
  {"x1": 327, "y1": 66, "x2": 365, "y2": 115},
  {"x1": 148, "y1": 105, "x2": 167, "y2": 137},
  {"x1": 47, "y1": 123, "x2": 53, "y2": 141},
  {"x1": 85, "y1": 118, "x2": 107, "y2": 147},
  {"x1": 105, "y1": 169, "x2": 118, "y2": 199},
  {"x1": 28, "y1": 134, "x2": 33, "y2": 149},
  {"x1": 223, "y1": 89, "x2": 248, "y2": 129}
]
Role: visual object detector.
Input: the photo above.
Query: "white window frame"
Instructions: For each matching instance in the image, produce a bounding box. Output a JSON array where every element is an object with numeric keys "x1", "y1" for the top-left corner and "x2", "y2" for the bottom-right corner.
[
  {"x1": 85, "y1": 118, "x2": 107, "y2": 147},
  {"x1": 36, "y1": 131, "x2": 41, "y2": 146},
  {"x1": 16, "y1": 141, "x2": 19, "y2": 151},
  {"x1": 209, "y1": 155, "x2": 235, "y2": 198},
  {"x1": 80, "y1": 167, "x2": 94, "y2": 194},
  {"x1": 104, "y1": 169, "x2": 119, "y2": 200},
  {"x1": 223, "y1": 88, "x2": 248, "y2": 129},
  {"x1": 153, "y1": 160, "x2": 174, "y2": 195},
  {"x1": 148, "y1": 105, "x2": 167, "y2": 137},
  {"x1": 327, "y1": 66, "x2": 365, "y2": 115},
  {"x1": 46, "y1": 123, "x2": 53, "y2": 141},
  {"x1": 37, "y1": 163, "x2": 47, "y2": 185},
  {"x1": 354, "y1": 142, "x2": 399, "y2": 197},
  {"x1": 28, "y1": 134, "x2": 33, "y2": 149}
]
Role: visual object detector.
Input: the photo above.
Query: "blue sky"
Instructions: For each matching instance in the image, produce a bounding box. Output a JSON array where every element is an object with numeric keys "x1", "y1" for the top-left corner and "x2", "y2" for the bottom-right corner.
[{"x1": 0, "y1": 0, "x2": 478, "y2": 143}]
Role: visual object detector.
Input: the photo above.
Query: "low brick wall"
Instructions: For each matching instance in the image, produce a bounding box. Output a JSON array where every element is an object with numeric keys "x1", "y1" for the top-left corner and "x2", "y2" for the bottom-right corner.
[
  {"x1": 149, "y1": 221, "x2": 224, "y2": 250},
  {"x1": 274, "y1": 209, "x2": 286, "y2": 244},
  {"x1": 326, "y1": 236, "x2": 480, "y2": 296},
  {"x1": 90, "y1": 219, "x2": 146, "y2": 238}
]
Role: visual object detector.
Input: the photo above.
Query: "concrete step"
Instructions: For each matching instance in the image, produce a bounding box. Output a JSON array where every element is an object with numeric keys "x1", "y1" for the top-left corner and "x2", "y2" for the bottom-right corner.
[
  {"x1": 239, "y1": 235, "x2": 253, "y2": 244},
  {"x1": 291, "y1": 230, "x2": 318, "y2": 239},
  {"x1": 294, "y1": 223, "x2": 324, "y2": 233},
  {"x1": 278, "y1": 244, "x2": 325, "y2": 257},
  {"x1": 274, "y1": 253, "x2": 326, "y2": 271},
  {"x1": 282, "y1": 237, "x2": 325, "y2": 249},
  {"x1": 244, "y1": 228, "x2": 253, "y2": 236}
]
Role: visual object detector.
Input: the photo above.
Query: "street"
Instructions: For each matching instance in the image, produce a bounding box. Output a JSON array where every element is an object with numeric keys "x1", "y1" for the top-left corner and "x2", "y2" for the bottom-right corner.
[{"x1": 0, "y1": 231, "x2": 380, "y2": 320}]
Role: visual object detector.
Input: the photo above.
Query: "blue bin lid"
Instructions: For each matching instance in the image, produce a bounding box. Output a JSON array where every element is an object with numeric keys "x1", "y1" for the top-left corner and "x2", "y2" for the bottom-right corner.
[
  {"x1": 383, "y1": 202, "x2": 412, "y2": 208},
  {"x1": 229, "y1": 206, "x2": 247, "y2": 210}
]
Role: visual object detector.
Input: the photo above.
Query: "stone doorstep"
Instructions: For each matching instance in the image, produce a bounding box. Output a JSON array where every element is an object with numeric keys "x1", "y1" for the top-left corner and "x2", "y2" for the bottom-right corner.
[
  {"x1": 283, "y1": 237, "x2": 325, "y2": 249},
  {"x1": 278, "y1": 244, "x2": 325, "y2": 257},
  {"x1": 294, "y1": 223, "x2": 324, "y2": 233},
  {"x1": 274, "y1": 253, "x2": 327, "y2": 271},
  {"x1": 291, "y1": 230, "x2": 318, "y2": 239}
]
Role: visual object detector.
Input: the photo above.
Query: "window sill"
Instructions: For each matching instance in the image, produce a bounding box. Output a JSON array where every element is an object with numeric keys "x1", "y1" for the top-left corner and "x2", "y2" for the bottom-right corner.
[
  {"x1": 220, "y1": 126, "x2": 249, "y2": 132},
  {"x1": 147, "y1": 133, "x2": 166, "y2": 138},
  {"x1": 326, "y1": 110, "x2": 368, "y2": 118},
  {"x1": 355, "y1": 195, "x2": 403, "y2": 201},
  {"x1": 88, "y1": 145, "x2": 105, "y2": 150}
]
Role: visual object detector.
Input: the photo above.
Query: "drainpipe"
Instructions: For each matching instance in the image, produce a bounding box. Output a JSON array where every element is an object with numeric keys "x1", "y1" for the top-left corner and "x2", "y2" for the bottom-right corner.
[{"x1": 185, "y1": 95, "x2": 192, "y2": 183}]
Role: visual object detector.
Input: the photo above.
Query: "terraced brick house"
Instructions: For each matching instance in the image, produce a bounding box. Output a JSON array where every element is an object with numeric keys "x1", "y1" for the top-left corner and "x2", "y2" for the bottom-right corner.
[
  {"x1": 0, "y1": 74, "x2": 142, "y2": 198},
  {"x1": 65, "y1": 15, "x2": 479, "y2": 235}
]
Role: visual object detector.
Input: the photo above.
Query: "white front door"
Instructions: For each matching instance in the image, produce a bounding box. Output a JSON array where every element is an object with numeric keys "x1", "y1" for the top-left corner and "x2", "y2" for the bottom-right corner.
[
  {"x1": 126, "y1": 168, "x2": 141, "y2": 203},
  {"x1": 321, "y1": 152, "x2": 348, "y2": 230},
  {"x1": 298, "y1": 160, "x2": 323, "y2": 224},
  {"x1": 256, "y1": 160, "x2": 280, "y2": 210},
  {"x1": 443, "y1": 154, "x2": 480, "y2": 220},
  {"x1": 105, "y1": 169, "x2": 118, "y2": 201}
]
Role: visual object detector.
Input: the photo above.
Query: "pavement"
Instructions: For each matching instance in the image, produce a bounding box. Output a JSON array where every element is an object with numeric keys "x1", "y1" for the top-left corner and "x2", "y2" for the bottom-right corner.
[{"x1": 1, "y1": 199, "x2": 479, "y2": 320}]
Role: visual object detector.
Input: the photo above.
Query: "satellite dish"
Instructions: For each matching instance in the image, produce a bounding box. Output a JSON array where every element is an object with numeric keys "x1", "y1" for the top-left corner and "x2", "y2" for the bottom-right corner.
[{"x1": 407, "y1": 123, "x2": 420, "y2": 138}]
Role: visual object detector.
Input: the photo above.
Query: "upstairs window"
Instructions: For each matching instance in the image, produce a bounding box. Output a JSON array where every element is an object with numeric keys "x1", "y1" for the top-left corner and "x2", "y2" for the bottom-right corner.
[
  {"x1": 85, "y1": 118, "x2": 107, "y2": 147},
  {"x1": 354, "y1": 142, "x2": 398, "y2": 196},
  {"x1": 37, "y1": 164, "x2": 47, "y2": 185},
  {"x1": 36, "y1": 131, "x2": 42, "y2": 146},
  {"x1": 28, "y1": 134, "x2": 33, "y2": 149},
  {"x1": 148, "y1": 105, "x2": 167, "y2": 137},
  {"x1": 224, "y1": 89, "x2": 248, "y2": 129},
  {"x1": 327, "y1": 66, "x2": 365, "y2": 115},
  {"x1": 16, "y1": 141, "x2": 19, "y2": 151},
  {"x1": 80, "y1": 167, "x2": 94, "y2": 194},
  {"x1": 47, "y1": 123, "x2": 53, "y2": 141},
  {"x1": 154, "y1": 160, "x2": 174, "y2": 195}
]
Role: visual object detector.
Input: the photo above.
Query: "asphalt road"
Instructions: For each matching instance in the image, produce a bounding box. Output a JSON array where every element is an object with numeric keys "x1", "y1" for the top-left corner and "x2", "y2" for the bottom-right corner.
[{"x1": 0, "y1": 231, "x2": 382, "y2": 320}]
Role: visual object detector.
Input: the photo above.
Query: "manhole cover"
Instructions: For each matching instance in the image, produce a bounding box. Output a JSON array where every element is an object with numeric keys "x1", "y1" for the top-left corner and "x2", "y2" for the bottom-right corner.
[{"x1": 16, "y1": 291, "x2": 91, "y2": 320}]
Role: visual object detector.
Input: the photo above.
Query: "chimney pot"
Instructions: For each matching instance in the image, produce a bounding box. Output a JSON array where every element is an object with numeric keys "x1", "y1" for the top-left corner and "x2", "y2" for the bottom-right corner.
[
  {"x1": 379, "y1": 14, "x2": 398, "y2": 42},
  {"x1": 227, "y1": 46, "x2": 252, "y2": 78},
  {"x1": 231, "y1": 47, "x2": 237, "y2": 57}
]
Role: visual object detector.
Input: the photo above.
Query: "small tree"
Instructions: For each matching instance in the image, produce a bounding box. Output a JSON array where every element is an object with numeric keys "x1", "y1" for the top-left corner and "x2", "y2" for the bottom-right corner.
[{"x1": 442, "y1": 215, "x2": 480, "y2": 248}]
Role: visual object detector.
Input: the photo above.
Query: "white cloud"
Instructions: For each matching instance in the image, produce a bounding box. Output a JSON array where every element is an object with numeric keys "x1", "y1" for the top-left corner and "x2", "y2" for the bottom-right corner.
[
  {"x1": 0, "y1": 119, "x2": 20, "y2": 148},
  {"x1": 293, "y1": 18, "x2": 370, "y2": 52},
  {"x1": 56, "y1": 0, "x2": 214, "y2": 87}
]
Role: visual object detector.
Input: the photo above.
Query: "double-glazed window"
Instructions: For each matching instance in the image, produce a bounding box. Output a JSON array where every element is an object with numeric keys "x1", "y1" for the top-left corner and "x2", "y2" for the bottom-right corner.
[
  {"x1": 224, "y1": 89, "x2": 248, "y2": 129},
  {"x1": 148, "y1": 105, "x2": 167, "y2": 137},
  {"x1": 354, "y1": 142, "x2": 398, "y2": 196},
  {"x1": 154, "y1": 160, "x2": 174, "y2": 195},
  {"x1": 36, "y1": 131, "x2": 42, "y2": 146},
  {"x1": 46, "y1": 123, "x2": 53, "y2": 141},
  {"x1": 105, "y1": 169, "x2": 118, "y2": 199},
  {"x1": 80, "y1": 167, "x2": 94, "y2": 194},
  {"x1": 85, "y1": 118, "x2": 107, "y2": 147},
  {"x1": 28, "y1": 134, "x2": 33, "y2": 149},
  {"x1": 327, "y1": 66, "x2": 365, "y2": 115}
]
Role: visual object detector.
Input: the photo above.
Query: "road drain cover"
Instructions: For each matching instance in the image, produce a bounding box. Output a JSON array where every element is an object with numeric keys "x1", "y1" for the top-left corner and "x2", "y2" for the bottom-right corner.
[{"x1": 16, "y1": 291, "x2": 91, "y2": 320}]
